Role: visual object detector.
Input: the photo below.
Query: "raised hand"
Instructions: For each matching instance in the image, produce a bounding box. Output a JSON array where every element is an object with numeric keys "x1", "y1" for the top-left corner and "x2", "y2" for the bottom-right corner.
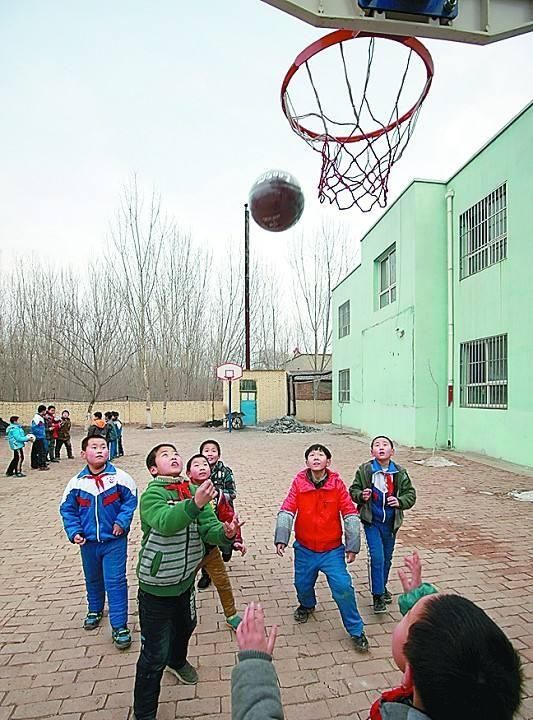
[
  {"x1": 386, "y1": 496, "x2": 400, "y2": 507},
  {"x1": 236, "y1": 602, "x2": 278, "y2": 656},
  {"x1": 398, "y1": 550, "x2": 423, "y2": 593},
  {"x1": 233, "y1": 540, "x2": 248, "y2": 556},
  {"x1": 223, "y1": 512, "x2": 245, "y2": 538},
  {"x1": 362, "y1": 488, "x2": 372, "y2": 501},
  {"x1": 194, "y1": 479, "x2": 217, "y2": 509}
]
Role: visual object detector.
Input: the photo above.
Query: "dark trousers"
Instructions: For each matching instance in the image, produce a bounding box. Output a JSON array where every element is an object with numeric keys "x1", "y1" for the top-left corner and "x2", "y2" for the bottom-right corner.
[
  {"x1": 55, "y1": 439, "x2": 73, "y2": 459},
  {"x1": 133, "y1": 587, "x2": 197, "y2": 720},
  {"x1": 117, "y1": 436, "x2": 124, "y2": 456},
  {"x1": 6, "y1": 449, "x2": 23, "y2": 476},
  {"x1": 31, "y1": 439, "x2": 47, "y2": 468},
  {"x1": 46, "y1": 438, "x2": 56, "y2": 461}
]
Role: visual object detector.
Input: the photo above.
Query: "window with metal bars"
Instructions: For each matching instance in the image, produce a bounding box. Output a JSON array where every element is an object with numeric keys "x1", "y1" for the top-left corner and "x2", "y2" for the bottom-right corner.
[
  {"x1": 338, "y1": 369, "x2": 350, "y2": 403},
  {"x1": 377, "y1": 245, "x2": 396, "y2": 309},
  {"x1": 459, "y1": 184, "x2": 507, "y2": 280},
  {"x1": 338, "y1": 301, "x2": 350, "y2": 338},
  {"x1": 460, "y1": 334, "x2": 508, "y2": 409}
]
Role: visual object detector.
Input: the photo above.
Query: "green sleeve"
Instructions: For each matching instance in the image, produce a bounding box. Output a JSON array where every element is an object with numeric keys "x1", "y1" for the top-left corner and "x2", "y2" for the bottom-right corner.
[
  {"x1": 398, "y1": 583, "x2": 439, "y2": 616},
  {"x1": 197, "y1": 500, "x2": 229, "y2": 547},
  {"x1": 140, "y1": 486, "x2": 201, "y2": 537},
  {"x1": 231, "y1": 652, "x2": 284, "y2": 720},
  {"x1": 398, "y1": 471, "x2": 417, "y2": 510},
  {"x1": 349, "y1": 465, "x2": 365, "y2": 504}
]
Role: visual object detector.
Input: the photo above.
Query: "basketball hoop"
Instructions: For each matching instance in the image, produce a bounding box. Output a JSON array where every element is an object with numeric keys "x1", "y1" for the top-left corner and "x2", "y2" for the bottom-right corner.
[{"x1": 281, "y1": 30, "x2": 434, "y2": 212}]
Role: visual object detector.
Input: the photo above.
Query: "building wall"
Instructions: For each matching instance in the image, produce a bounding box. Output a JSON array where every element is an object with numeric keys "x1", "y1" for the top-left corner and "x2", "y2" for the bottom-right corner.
[
  {"x1": 296, "y1": 400, "x2": 332, "y2": 423},
  {"x1": 223, "y1": 370, "x2": 288, "y2": 423}
]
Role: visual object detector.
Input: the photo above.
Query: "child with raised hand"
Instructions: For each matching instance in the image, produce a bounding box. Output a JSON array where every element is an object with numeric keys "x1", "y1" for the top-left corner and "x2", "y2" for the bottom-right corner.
[
  {"x1": 133, "y1": 444, "x2": 241, "y2": 720},
  {"x1": 350, "y1": 435, "x2": 416, "y2": 613},
  {"x1": 231, "y1": 552, "x2": 524, "y2": 720},
  {"x1": 187, "y1": 453, "x2": 245, "y2": 631},
  {"x1": 275, "y1": 443, "x2": 368, "y2": 653},
  {"x1": 59, "y1": 434, "x2": 138, "y2": 649}
]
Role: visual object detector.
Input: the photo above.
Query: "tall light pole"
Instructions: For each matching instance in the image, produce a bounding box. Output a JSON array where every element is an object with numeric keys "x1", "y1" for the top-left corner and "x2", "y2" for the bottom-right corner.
[{"x1": 244, "y1": 203, "x2": 251, "y2": 370}]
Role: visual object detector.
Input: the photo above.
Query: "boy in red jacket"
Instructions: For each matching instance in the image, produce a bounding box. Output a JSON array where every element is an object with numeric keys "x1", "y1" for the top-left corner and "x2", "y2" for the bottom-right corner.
[{"x1": 274, "y1": 444, "x2": 368, "y2": 652}]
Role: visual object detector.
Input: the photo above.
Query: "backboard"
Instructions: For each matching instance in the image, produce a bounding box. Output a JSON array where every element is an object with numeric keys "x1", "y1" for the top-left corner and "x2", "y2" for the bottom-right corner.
[
  {"x1": 216, "y1": 363, "x2": 243, "y2": 382},
  {"x1": 261, "y1": 1, "x2": 533, "y2": 44}
]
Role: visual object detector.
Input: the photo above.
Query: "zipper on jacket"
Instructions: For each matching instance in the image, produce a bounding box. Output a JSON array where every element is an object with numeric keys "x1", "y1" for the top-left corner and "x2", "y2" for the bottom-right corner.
[
  {"x1": 183, "y1": 525, "x2": 190, "y2": 580},
  {"x1": 95, "y1": 492, "x2": 100, "y2": 542}
]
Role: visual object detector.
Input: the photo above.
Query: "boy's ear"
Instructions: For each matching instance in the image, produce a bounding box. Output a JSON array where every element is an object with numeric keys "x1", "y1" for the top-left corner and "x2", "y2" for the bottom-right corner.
[
  {"x1": 80, "y1": 450, "x2": 87, "y2": 461},
  {"x1": 326, "y1": 458, "x2": 331, "y2": 467},
  {"x1": 149, "y1": 465, "x2": 158, "y2": 476},
  {"x1": 403, "y1": 662, "x2": 414, "y2": 691}
]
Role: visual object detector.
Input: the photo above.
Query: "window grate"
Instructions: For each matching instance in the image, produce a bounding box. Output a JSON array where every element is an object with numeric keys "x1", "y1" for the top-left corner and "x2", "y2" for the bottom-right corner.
[
  {"x1": 338, "y1": 301, "x2": 350, "y2": 338},
  {"x1": 460, "y1": 334, "x2": 507, "y2": 409},
  {"x1": 460, "y1": 184, "x2": 507, "y2": 280},
  {"x1": 338, "y1": 369, "x2": 350, "y2": 403}
]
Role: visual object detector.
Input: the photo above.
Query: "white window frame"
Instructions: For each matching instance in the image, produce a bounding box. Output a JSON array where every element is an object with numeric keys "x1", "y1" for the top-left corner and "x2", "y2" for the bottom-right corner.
[
  {"x1": 459, "y1": 184, "x2": 507, "y2": 280},
  {"x1": 338, "y1": 369, "x2": 350, "y2": 403},
  {"x1": 338, "y1": 301, "x2": 350, "y2": 338},
  {"x1": 377, "y1": 245, "x2": 397, "y2": 309},
  {"x1": 460, "y1": 334, "x2": 508, "y2": 409}
]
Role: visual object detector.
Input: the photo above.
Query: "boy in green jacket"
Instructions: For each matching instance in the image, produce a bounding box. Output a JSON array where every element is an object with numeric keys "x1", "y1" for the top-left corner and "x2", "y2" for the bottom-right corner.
[
  {"x1": 350, "y1": 436, "x2": 416, "y2": 613},
  {"x1": 133, "y1": 443, "x2": 241, "y2": 720}
]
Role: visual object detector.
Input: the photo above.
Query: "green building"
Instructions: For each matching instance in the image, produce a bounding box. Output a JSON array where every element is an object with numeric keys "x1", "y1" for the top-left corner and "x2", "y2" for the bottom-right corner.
[{"x1": 332, "y1": 101, "x2": 533, "y2": 467}]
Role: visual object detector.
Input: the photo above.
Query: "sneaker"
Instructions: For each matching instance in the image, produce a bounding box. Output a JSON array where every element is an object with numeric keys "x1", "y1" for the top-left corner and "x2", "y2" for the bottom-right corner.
[
  {"x1": 112, "y1": 627, "x2": 132, "y2": 650},
  {"x1": 197, "y1": 570, "x2": 212, "y2": 590},
  {"x1": 373, "y1": 595, "x2": 387, "y2": 614},
  {"x1": 166, "y1": 661, "x2": 198, "y2": 685},
  {"x1": 226, "y1": 614, "x2": 242, "y2": 631},
  {"x1": 16, "y1": 472, "x2": 26, "y2": 478},
  {"x1": 383, "y1": 588, "x2": 393, "y2": 604},
  {"x1": 83, "y1": 611, "x2": 103, "y2": 630},
  {"x1": 352, "y1": 632, "x2": 369, "y2": 653},
  {"x1": 293, "y1": 605, "x2": 314, "y2": 623}
]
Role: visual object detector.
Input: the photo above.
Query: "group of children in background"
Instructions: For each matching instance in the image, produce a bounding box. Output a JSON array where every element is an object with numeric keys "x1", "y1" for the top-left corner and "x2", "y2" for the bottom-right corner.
[
  {"x1": 88, "y1": 410, "x2": 124, "y2": 459},
  {"x1": 57, "y1": 432, "x2": 524, "y2": 720}
]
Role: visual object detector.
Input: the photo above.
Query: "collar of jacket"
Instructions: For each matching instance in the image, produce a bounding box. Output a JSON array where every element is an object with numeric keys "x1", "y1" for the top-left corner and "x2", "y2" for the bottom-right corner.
[
  {"x1": 78, "y1": 461, "x2": 116, "y2": 479},
  {"x1": 371, "y1": 458, "x2": 399, "y2": 474}
]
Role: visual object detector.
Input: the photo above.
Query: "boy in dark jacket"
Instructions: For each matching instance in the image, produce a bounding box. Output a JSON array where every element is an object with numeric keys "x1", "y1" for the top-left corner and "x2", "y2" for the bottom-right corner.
[
  {"x1": 274, "y1": 444, "x2": 368, "y2": 652},
  {"x1": 350, "y1": 436, "x2": 416, "y2": 613},
  {"x1": 59, "y1": 435, "x2": 137, "y2": 648},
  {"x1": 133, "y1": 443, "x2": 241, "y2": 720},
  {"x1": 230, "y1": 552, "x2": 523, "y2": 720},
  {"x1": 56, "y1": 409, "x2": 74, "y2": 459}
]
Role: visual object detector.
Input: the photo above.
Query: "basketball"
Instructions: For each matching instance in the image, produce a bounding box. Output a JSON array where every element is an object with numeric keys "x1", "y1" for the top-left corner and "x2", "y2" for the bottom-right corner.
[{"x1": 248, "y1": 170, "x2": 304, "y2": 232}]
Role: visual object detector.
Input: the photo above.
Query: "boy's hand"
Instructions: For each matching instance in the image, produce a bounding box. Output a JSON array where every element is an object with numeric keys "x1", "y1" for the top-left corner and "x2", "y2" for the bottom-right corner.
[
  {"x1": 362, "y1": 488, "x2": 372, "y2": 502},
  {"x1": 387, "y1": 496, "x2": 400, "y2": 508},
  {"x1": 398, "y1": 550, "x2": 423, "y2": 592},
  {"x1": 275, "y1": 543, "x2": 286, "y2": 557},
  {"x1": 223, "y1": 512, "x2": 245, "y2": 539},
  {"x1": 236, "y1": 602, "x2": 278, "y2": 656},
  {"x1": 234, "y1": 540, "x2": 247, "y2": 556},
  {"x1": 73, "y1": 534, "x2": 86, "y2": 545},
  {"x1": 194, "y1": 480, "x2": 217, "y2": 509},
  {"x1": 112, "y1": 523, "x2": 124, "y2": 536},
  {"x1": 346, "y1": 551, "x2": 357, "y2": 563}
]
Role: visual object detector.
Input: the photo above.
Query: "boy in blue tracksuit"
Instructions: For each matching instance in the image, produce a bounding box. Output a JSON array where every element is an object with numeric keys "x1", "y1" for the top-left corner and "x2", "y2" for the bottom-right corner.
[
  {"x1": 350, "y1": 436, "x2": 416, "y2": 614},
  {"x1": 5, "y1": 415, "x2": 33, "y2": 477},
  {"x1": 59, "y1": 434, "x2": 138, "y2": 649}
]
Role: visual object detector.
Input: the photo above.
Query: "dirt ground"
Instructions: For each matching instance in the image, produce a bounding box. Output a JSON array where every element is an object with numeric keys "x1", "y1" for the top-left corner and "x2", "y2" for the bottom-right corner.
[{"x1": 0, "y1": 425, "x2": 532, "y2": 720}]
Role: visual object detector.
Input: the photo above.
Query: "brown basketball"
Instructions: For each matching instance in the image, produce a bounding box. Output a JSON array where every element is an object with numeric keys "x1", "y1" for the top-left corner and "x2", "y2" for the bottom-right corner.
[{"x1": 249, "y1": 170, "x2": 305, "y2": 232}]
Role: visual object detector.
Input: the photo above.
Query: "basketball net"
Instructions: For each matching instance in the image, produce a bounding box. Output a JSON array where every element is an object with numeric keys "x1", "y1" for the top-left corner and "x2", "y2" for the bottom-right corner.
[{"x1": 281, "y1": 31, "x2": 434, "y2": 213}]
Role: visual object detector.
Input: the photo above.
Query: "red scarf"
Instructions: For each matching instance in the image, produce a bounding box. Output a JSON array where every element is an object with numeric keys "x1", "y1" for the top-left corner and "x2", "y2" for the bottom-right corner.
[
  {"x1": 164, "y1": 481, "x2": 192, "y2": 500},
  {"x1": 370, "y1": 686, "x2": 413, "y2": 720},
  {"x1": 88, "y1": 472, "x2": 106, "y2": 491}
]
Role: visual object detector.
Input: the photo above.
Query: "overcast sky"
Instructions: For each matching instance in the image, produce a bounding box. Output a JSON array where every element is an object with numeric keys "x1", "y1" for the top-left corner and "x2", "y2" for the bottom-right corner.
[{"x1": 1, "y1": 1, "x2": 532, "y2": 271}]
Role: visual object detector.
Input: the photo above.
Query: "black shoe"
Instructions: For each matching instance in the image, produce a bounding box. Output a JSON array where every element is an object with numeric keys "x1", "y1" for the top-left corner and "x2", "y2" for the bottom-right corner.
[
  {"x1": 293, "y1": 605, "x2": 314, "y2": 623},
  {"x1": 352, "y1": 632, "x2": 369, "y2": 653},
  {"x1": 383, "y1": 588, "x2": 393, "y2": 604},
  {"x1": 197, "y1": 571, "x2": 212, "y2": 590},
  {"x1": 373, "y1": 594, "x2": 387, "y2": 614},
  {"x1": 84, "y1": 611, "x2": 103, "y2": 630},
  {"x1": 222, "y1": 548, "x2": 233, "y2": 562}
]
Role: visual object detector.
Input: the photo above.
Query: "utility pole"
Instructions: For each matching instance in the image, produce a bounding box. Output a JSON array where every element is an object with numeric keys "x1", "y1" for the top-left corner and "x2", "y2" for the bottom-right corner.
[{"x1": 244, "y1": 203, "x2": 251, "y2": 370}]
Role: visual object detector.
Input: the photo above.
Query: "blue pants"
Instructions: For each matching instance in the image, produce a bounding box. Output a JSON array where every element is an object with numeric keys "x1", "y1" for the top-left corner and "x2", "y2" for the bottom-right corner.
[
  {"x1": 80, "y1": 536, "x2": 128, "y2": 629},
  {"x1": 364, "y1": 522, "x2": 396, "y2": 596},
  {"x1": 294, "y1": 542, "x2": 364, "y2": 637},
  {"x1": 109, "y1": 439, "x2": 118, "y2": 459}
]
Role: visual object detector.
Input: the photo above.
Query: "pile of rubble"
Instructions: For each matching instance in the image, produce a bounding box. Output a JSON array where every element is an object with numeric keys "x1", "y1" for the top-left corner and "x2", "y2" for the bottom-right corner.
[{"x1": 264, "y1": 416, "x2": 319, "y2": 434}]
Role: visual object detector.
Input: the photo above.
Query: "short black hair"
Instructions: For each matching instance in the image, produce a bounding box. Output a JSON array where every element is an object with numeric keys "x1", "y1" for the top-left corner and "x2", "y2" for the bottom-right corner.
[
  {"x1": 304, "y1": 444, "x2": 332, "y2": 460},
  {"x1": 145, "y1": 444, "x2": 177, "y2": 470},
  {"x1": 37, "y1": 404, "x2": 46, "y2": 413},
  {"x1": 9, "y1": 415, "x2": 19, "y2": 423},
  {"x1": 48, "y1": 405, "x2": 55, "y2": 411},
  {"x1": 93, "y1": 411, "x2": 102, "y2": 419},
  {"x1": 371, "y1": 435, "x2": 394, "y2": 449},
  {"x1": 62, "y1": 409, "x2": 69, "y2": 415},
  {"x1": 81, "y1": 434, "x2": 107, "y2": 451},
  {"x1": 200, "y1": 439, "x2": 220, "y2": 456},
  {"x1": 186, "y1": 454, "x2": 210, "y2": 472},
  {"x1": 405, "y1": 594, "x2": 523, "y2": 720}
]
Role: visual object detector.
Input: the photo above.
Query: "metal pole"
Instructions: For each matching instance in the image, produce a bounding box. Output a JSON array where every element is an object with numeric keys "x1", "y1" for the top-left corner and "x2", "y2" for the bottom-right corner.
[
  {"x1": 244, "y1": 203, "x2": 251, "y2": 370},
  {"x1": 228, "y1": 379, "x2": 232, "y2": 433}
]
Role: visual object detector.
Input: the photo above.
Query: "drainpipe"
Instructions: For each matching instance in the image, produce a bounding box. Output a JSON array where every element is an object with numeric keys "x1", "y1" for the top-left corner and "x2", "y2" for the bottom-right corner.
[{"x1": 445, "y1": 189, "x2": 455, "y2": 448}]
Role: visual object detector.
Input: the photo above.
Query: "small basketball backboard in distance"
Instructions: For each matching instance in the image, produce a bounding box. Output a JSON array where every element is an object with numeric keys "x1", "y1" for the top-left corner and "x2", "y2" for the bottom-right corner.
[
  {"x1": 216, "y1": 363, "x2": 243, "y2": 382},
  {"x1": 261, "y1": 0, "x2": 533, "y2": 45}
]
